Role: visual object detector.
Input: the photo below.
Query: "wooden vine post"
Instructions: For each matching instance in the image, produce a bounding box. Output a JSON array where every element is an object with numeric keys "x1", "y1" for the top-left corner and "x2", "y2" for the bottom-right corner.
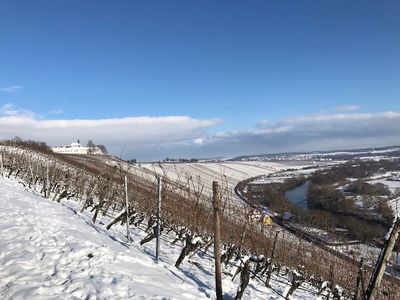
[
  {"x1": 125, "y1": 175, "x2": 130, "y2": 243},
  {"x1": 266, "y1": 231, "x2": 279, "y2": 286},
  {"x1": 212, "y1": 181, "x2": 223, "y2": 300},
  {"x1": 156, "y1": 176, "x2": 162, "y2": 263},
  {"x1": 364, "y1": 217, "x2": 400, "y2": 300},
  {"x1": 0, "y1": 152, "x2": 3, "y2": 176},
  {"x1": 46, "y1": 164, "x2": 49, "y2": 198},
  {"x1": 354, "y1": 257, "x2": 365, "y2": 300}
]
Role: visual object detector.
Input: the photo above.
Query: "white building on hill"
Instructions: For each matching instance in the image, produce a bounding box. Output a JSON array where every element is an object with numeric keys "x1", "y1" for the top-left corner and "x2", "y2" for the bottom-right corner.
[{"x1": 51, "y1": 142, "x2": 103, "y2": 155}]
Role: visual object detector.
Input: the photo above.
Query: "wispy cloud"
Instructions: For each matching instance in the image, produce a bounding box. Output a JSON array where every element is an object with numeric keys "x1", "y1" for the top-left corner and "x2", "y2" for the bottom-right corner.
[
  {"x1": 0, "y1": 85, "x2": 23, "y2": 93},
  {"x1": 49, "y1": 109, "x2": 64, "y2": 115},
  {"x1": 0, "y1": 103, "x2": 37, "y2": 118},
  {"x1": 335, "y1": 104, "x2": 360, "y2": 112},
  {"x1": 317, "y1": 104, "x2": 361, "y2": 114}
]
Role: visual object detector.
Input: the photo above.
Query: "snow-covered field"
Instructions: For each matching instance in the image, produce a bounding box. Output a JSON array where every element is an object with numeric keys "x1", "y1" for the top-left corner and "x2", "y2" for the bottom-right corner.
[
  {"x1": 137, "y1": 161, "x2": 312, "y2": 202},
  {"x1": 0, "y1": 175, "x2": 318, "y2": 299},
  {"x1": 141, "y1": 161, "x2": 289, "y2": 186},
  {"x1": 364, "y1": 172, "x2": 400, "y2": 215},
  {"x1": 250, "y1": 166, "x2": 323, "y2": 185}
]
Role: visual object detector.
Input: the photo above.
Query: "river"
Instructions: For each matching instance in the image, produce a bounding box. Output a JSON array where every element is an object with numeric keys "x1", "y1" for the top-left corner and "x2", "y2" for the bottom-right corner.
[{"x1": 284, "y1": 181, "x2": 310, "y2": 209}]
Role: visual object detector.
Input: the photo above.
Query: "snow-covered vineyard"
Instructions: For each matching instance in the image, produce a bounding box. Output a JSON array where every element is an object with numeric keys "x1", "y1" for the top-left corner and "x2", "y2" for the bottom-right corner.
[
  {"x1": 0, "y1": 175, "x2": 321, "y2": 299},
  {"x1": 138, "y1": 161, "x2": 299, "y2": 209},
  {"x1": 0, "y1": 145, "x2": 399, "y2": 299}
]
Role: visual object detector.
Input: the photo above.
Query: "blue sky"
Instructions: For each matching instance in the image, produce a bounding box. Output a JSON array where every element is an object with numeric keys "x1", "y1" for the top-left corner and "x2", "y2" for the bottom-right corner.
[{"x1": 1, "y1": 1, "x2": 399, "y2": 160}]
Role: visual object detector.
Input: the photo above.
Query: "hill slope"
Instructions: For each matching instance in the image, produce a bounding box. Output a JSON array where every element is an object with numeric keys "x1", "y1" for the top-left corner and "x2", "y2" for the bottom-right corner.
[{"x1": 0, "y1": 175, "x2": 317, "y2": 299}]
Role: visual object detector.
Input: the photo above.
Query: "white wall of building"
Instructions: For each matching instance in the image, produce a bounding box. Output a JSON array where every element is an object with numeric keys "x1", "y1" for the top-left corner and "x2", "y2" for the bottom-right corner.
[{"x1": 51, "y1": 142, "x2": 103, "y2": 155}]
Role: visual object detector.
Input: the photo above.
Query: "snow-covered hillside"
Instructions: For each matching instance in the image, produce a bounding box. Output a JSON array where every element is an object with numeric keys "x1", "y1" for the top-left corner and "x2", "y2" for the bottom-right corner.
[
  {"x1": 0, "y1": 175, "x2": 319, "y2": 299},
  {"x1": 138, "y1": 161, "x2": 309, "y2": 205}
]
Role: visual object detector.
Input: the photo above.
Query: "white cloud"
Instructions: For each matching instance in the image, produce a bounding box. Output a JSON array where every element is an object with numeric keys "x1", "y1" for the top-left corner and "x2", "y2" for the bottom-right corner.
[
  {"x1": 0, "y1": 107, "x2": 220, "y2": 156},
  {"x1": 272, "y1": 112, "x2": 398, "y2": 138},
  {"x1": 0, "y1": 85, "x2": 23, "y2": 93},
  {"x1": 193, "y1": 138, "x2": 205, "y2": 146},
  {"x1": 203, "y1": 111, "x2": 400, "y2": 156},
  {"x1": 1, "y1": 103, "x2": 399, "y2": 160}
]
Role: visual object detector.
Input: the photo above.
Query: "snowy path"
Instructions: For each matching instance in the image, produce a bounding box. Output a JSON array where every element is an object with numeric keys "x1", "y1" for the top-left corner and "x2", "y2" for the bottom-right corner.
[{"x1": 0, "y1": 176, "x2": 208, "y2": 299}]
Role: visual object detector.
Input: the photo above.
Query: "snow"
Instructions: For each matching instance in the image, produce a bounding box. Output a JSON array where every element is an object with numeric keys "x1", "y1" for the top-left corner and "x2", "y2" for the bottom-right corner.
[
  {"x1": 0, "y1": 175, "x2": 318, "y2": 299},
  {"x1": 130, "y1": 161, "x2": 295, "y2": 208},
  {"x1": 140, "y1": 162, "x2": 289, "y2": 190},
  {"x1": 191, "y1": 237, "x2": 203, "y2": 244},
  {"x1": 0, "y1": 176, "x2": 208, "y2": 299},
  {"x1": 368, "y1": 179, "x2": 400, "y2": 193}
]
